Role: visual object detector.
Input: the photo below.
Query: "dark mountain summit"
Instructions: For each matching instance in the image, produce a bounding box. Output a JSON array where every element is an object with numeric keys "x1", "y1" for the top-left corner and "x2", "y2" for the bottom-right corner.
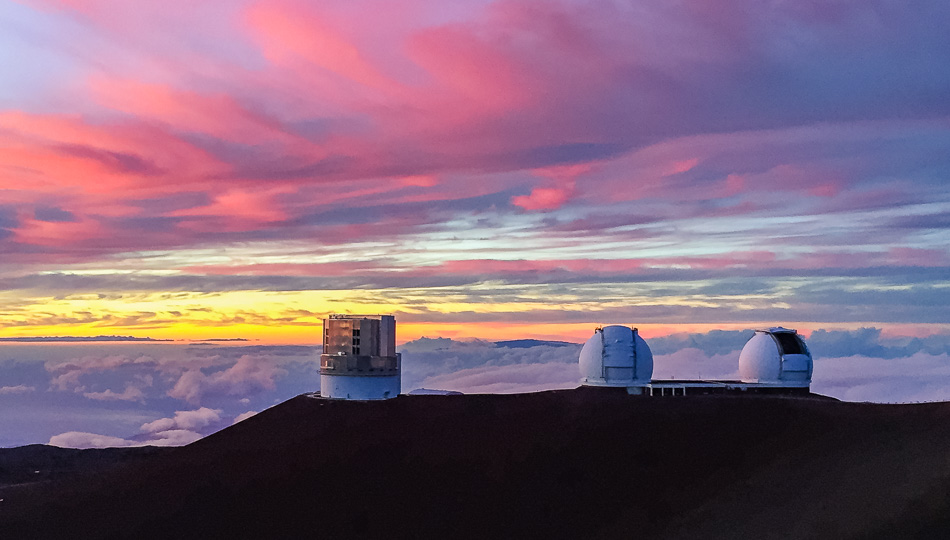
[{"x1": 2, "y1": 388, "x2": 950, "y2": 539}]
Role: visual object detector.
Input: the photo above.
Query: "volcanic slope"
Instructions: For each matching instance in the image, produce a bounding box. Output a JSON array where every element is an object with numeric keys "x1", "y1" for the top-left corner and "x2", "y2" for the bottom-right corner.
[
  {"x1": 0, "y1": 444, "x2": 171, "y2": 489},
  {"x1": 3, "y1": 388, "x2": 950, "y2": 539}
]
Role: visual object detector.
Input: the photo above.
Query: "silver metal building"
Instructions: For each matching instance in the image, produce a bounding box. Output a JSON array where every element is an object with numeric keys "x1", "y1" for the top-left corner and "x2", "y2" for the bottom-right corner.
[{"x1": 320, "y1": 314, "x2": 401, "y2": 400}]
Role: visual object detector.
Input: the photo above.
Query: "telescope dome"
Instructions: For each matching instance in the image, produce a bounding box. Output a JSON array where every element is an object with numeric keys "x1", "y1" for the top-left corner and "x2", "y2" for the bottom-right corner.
[
  {"x1": 579, "y1": 325, "x2": 653, "y2": 387},
  {"x1": 738, "y1": 327, "x2": 812, "y2": 387}
]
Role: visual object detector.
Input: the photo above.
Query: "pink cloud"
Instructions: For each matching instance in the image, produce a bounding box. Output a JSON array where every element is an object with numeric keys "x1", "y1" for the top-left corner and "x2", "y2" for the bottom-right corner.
[
  {"x1": 400, "y1": 175, "x2": 440, "y2": 187},
  {"x1": 512, "y1": 186, "x2": 574, "y2": 211},
  {"x1": 667, "y1": 158, "x2": 700, "y2": 175},
  {"x1": 179, "y1": 261, "x2": 381, "y2": 276},
  {"x1": 245, "y1": 2, "x2": 401, "y2": 93},
  {"x1": 89, "y1": 77, "x2": 297, "y2": 146},
  {"x1": 0, "y1": 111, "x2": 224, "y2": 192},
  {"x1": 13, "y1": 216, "x2": 106, "y2": 248},
  {"x1": 171, "y1": 188, "x2": 292, "y2": 231},
  {"x1": 724, "y1": 173, "x2": 745, "y2": 195},
  {"x1": 407, "y1": 23, "x2": 532, "y2": 114}
]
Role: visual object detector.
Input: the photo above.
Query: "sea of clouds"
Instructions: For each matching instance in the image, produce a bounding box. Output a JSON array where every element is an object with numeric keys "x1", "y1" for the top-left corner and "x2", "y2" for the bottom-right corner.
[{"x1": 1, "y1": 328, "x2": 949, "y2": 448}]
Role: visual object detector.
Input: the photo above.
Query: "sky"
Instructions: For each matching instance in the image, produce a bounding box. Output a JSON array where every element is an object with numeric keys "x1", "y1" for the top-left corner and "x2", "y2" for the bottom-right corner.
[
  {"x1": 0, "y1": 0, "x2": 947, "y2": 344},
  {"x1": 1, "y1": 1, "x2": 950, "y2": 446}
]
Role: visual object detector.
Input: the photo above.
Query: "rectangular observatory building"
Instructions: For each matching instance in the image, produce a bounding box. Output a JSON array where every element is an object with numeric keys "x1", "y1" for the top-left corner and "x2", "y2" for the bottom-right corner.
[{"x1": 320, "y1": 314, "x2": 400, "y2": 400}]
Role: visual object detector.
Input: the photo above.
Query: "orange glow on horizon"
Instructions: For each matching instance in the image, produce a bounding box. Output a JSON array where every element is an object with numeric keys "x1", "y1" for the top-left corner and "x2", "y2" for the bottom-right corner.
[{"x1": 3, "y1": 321, "x2": 948, "y2": 346}]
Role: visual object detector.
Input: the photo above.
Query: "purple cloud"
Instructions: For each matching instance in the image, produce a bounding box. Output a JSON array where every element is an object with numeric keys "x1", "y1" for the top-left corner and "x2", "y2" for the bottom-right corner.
[{"x1": 167, "y1": 355, "x2": 288, "y2": 405}]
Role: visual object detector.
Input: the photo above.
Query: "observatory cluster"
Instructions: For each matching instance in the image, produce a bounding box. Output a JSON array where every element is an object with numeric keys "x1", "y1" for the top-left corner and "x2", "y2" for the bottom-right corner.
[
  {"x1": 317, "y1": 315, "x2": 813, "y2": 400},
  {"x1": 579, "y1": 325, "x2": 813, "y2": 396}
]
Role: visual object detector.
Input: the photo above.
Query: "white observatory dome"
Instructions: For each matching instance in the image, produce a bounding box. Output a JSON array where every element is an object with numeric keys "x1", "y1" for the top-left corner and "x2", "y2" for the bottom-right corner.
[
  {"x1": 579, "y1": 325, "x2": 653, "y2": 387},
  {"x1": 738, "y1": 327, "x2": 813, "y2": 387}
]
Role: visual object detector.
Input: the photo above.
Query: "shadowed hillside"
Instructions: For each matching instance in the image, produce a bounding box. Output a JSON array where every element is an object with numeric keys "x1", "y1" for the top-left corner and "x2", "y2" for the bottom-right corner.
[
  {"x1": 2, "y1": 388, "x2": 950, "y2": 539},
  {"x1": 0, "y1": 445, "x2": 172, "y2": 489}
]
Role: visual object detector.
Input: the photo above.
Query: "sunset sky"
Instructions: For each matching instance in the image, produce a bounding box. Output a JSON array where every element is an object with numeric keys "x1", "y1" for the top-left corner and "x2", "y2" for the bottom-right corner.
[{"x1": 2, "y1": 0, "x2": 949, "y2": 344}]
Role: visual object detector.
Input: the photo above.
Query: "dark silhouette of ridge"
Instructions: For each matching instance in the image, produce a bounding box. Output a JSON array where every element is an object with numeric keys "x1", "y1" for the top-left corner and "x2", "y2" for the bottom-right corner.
[
  {"x1": 0, "y1": 444, "x2": 172, "y2": 489},
  {"x1": 2, "y1": 388, "x2": 950, "y2": 539},
  {"x1": 494, "y1": 338, "x2": 578, "y2": 348}
]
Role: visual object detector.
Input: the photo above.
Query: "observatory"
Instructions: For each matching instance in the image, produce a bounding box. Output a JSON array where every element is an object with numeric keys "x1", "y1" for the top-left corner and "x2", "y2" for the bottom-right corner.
[
  {"x1": 739, "y1": 327, "x2": 812, "y2": 388},
  {"x1": 320, "y1": 314, "x2": 401, "y2": 400},
  {"x1": 579, "y1": 324, "x2": 814, "y2": 396},
  {"x1": 579, "y1": 325, "x2": 653, "y2": 391}
]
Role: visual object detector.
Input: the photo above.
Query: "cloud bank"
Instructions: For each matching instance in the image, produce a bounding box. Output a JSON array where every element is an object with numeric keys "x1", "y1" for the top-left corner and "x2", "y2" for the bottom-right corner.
[
  {"x1": 402, "y1": 330, "x2": 950, "y2": 405},
  {"x1": 1, "y1": 328, "x2": 949, "y2": 447}
]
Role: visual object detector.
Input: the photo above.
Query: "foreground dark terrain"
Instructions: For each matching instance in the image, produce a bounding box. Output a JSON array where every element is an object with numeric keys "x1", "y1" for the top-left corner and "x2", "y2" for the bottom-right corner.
[
  {"x1": 0, "y1": 445, "x2": 172, "y2": 489},
  {"x1": 2, "y1": 388, "x2": 950, "y2": 539}
]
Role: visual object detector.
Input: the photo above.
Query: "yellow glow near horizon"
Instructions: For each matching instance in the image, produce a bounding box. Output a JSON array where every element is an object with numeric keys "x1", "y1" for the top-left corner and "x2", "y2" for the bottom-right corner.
[
  {"x1": 3, "y1": 316, "x2": 949, "y2": 346},
  {"x1": 2, "y1": 284, "x2": 948, "y2": 345}
]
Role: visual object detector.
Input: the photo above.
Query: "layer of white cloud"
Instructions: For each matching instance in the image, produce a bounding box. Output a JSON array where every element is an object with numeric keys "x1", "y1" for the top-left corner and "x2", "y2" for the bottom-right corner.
[
  {"x1": 48, "y1": 407, "x2": 225, "y2": 448},
  {"x1": 83, "y1": 385, "x2": 145, "y2": 403},
  {"x1": 141, "y1": 429, "x2": 203, "y2": 447},
  {"x1": 140, "y1": 407, "x2": 222, "y2": 433},
  {"x1": 48, "y1": 431, "x2": 134, "y2": 449},
  {"x1": 47, "y1": 428, "x2": 204, "y2": 449},
  {"x1": 10, "y1": 332, "x2": 950, "y2": 448},
  {"x1": 0, "y1": 384, "x2": 35, "y2": 394},
  {"x1": 418, "y1": 362, "x2": 579, "y2": 394},
  {"x1": 404, "y1": 336, "x2": 950, "y2": 405},
  {"x1": 813, "y1": 353, "x2": 950, "y2": 403},
  {"x1": 167, "y1": 355, "x2": 287, "y2": 405}
]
